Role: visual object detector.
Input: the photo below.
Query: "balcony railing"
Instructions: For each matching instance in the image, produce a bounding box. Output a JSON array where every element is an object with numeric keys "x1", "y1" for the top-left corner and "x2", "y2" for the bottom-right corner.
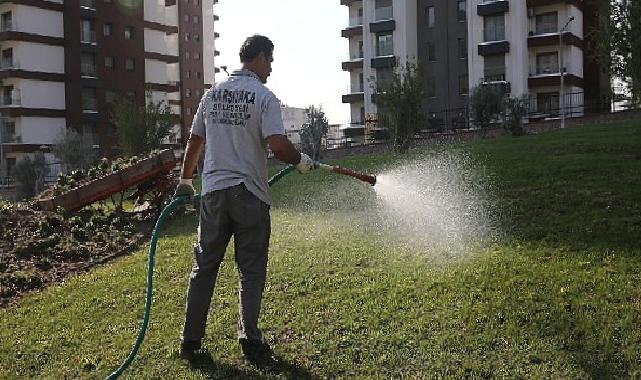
[
  {"x1": 484, "y1": 27, "x2": 506, "y2": 42},
  {"x1": 0, "y1": 21, "x2": 15, "y2": 32},
  {"x1": 374, "y1": 6, "x2": 393, "y2": 20},
  {"x1": 349, "y1": 16, "x2": 363, "y2": 27},
  {"x1": 81, "y1": 63, "x2": 97, "y2": 77},
  {"x1": 1, "y1": 133, "x2": 21, "y2": 143},
  {"x1": 80, "y1": 30, "x2": 97, "y2": 43},
  {"x1": 531, "y1": 66, "x2": 560, "y2": 76},
  {"x1": 482, "y1": 73, "x2": 506, "y2": 83},
  {"x1": 1, "y1": 89, "x2": 21, "y2": 106},
  {"x1": 0, "y1": 177, "x2": 16, "y2": 188},
  {"x1": 0, "y1": 59, "x2": 19, "y2": 70}
]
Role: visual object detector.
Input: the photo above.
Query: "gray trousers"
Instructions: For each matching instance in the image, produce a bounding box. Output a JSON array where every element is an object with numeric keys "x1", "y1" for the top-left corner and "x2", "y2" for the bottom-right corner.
[{"x1": 182, "y1": 183, "x2": 271, "y2": 343}]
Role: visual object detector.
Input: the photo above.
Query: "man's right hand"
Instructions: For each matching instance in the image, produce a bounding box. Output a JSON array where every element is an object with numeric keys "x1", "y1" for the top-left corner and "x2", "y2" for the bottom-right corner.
[{"x1": 174, "y1": 178, "x2": 195, "y2": 202}]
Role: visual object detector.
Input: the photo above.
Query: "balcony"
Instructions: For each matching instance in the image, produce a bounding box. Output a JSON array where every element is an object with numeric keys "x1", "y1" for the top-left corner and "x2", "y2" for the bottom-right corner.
[
  {"x1": 478, "y1": 40, "x2": 509, "y2": 56},
  {"x1": 340, "y1": 0, "x2": 362, "y2": 6},
  {"x1": 1, "y1": 133, "x2": 21, "y2": 143},
  {"x1": 528, "y1": 31, "x2": 583, "y2": 48},
  {"x1": 342, "y1": 85, "x2": 364, "y2": 103},
  {"x1": 81, "y1": 63, "x2": 97, "y2": 77},
  {"x1": 371, "y1": 55, "x2": 396, "y2": 68},
  {"x1": 477, "y1": 1, "x2": 509, "y2": 16},
  {"x1": 341, "y1": 24, "x2": 363, "y2": 38},
  {"x1": 527, "y1": 0, "x2": 584, "y2": 10},
  {"x1": 342, "y1": 56, "x2": 363, "y2": 71},
  {"x1": 528, "y1": 73, "x2": 584, "y2": 88},
  {"x1": 370, "y1": 19, "x2": 395, "y2": 34}
]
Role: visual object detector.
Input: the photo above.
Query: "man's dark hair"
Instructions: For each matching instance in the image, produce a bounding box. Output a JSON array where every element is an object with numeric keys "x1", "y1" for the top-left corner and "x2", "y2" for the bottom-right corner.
[{"x1": 239, "y1": 35, "x2": 274, "y2": 63}]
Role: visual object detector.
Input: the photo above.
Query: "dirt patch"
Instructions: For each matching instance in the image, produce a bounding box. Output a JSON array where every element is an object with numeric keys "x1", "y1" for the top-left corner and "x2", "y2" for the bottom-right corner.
[{"x1": 0, "y1": 201, "x2": 154, "y2": 307}]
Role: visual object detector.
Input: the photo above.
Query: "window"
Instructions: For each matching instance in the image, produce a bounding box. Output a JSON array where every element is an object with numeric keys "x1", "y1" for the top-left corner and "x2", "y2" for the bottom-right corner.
[
  {"x1": 2, "y1": 120, "x2": 16, "y2": 142},
  {"x1": 81, "y1": 87, "x2": 97, "y2": 111},
  {"x1": 484, "y1": 14, "x2": 505, "y2": 42},
  {"x1": 459, "y1": 75, "x2": 468, "y2": 95},
  {"x1": 458, "y1": 38, "x2": 467, "y2": 59},
  {"x1": 185, "y1": 32, "x2": 190, "y2": 41},
  {"x1": 103, "y1": 22, "x2": 113, "y2": 36},
  {"x1": 425, "y1": 6, "x2": 435, "y2": 28},
  {"x1": 536, "y1": 52, "x2": 559, "y2": 74},
  {"x1": 80, "y1": 19, "x2": 96, "y2": 43},
  {"x1": 376, "y1": 67, "x2": 393, "y2": 90},
  {"x1": 187, "y1": 107, "x2": 192, "y2": 115},
  {"x1": 80, "y1": 53, "x2": 96, "y2": 77},
  {"x1": 105, "y1": 55, "x2": 115, "y2": 69},
  {"x1": 184, "y1": 14, "x2": 189, "y2": 22},
  {"x1": 374, "y1": 0, "x2": 393, "y2": 20},
  {"x1": 2, "y1": 86, "x2": 14, "y2": 105},
  {"x1": 484, "y1": 54, "x2": 505, "y2": 81},
  {"x1": 193, "y1": 15, "x2": 199, "y2": 23},
  {"x1": 185, "y1": 51, "x2": 190, "y2": 60},
  {"x1": 125, "y1": 57, "x2": 135, "y2": 71},
  {"x1": 196, "y1": 71, "x2": 201, "y2": 79},
  {"x1": 1, "y1": 11, "x2": 12, "y2": 31},
  {"x1": 376, "y1": 33, "x2": 393, "y2": 56},
  {"x1": 194, "y1": 34, "x2": 200, "y2": 42},
  {"x1": 427, "y1": 42, "x2": 436, "y2": 62},
  {"x1": 426, "y1": 76, "x2": 436, "y2": 98},
  {"x1": 537, "y1": 92, "x2": 559, "y2": 114},
  {"x1": 125, "y1": 91, "x2": 136, "y2": 100},
  {"x1": 194, "y1": 52, "x2": 200, "y2": 60},
  {"x1": 81, "y1": 122, "x2": 97, "y2": 144},
  {"x1": 186, "y1": 70, "x2": 191, "y2": 78},
  {"x1": 124, "y1": 26, "x2": 134, "y2": 40},
  {"x1": 358, "y1": 40, "x2": 364, "y2": 58},
  {"x1": 1, "y1": 48, "x2": 13, "y2": 68},
  {"x1": 196, "y1": 89, "x2": 201, "y2": 97},
  {"x1": 457, "y1": 1, "x2": 466, "y2": 22},
  {"x1": 7, "y1": 157, "x2": 16, "y2": 177},
  {"x1": 535, "y1": 12, "x2": 558, "y2": 35},
  {"x1": 185, "y1": 88, "x2": 191, "y2": 97}
]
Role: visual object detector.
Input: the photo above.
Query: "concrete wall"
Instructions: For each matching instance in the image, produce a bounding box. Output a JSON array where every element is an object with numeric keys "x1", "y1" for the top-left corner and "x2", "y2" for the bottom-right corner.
[
  {"x1": 17, "y1": 117, "x2": 66, "y2": 144},
  {"x1": 2, "y1": 41, "x2": 64, "y2": 73},
  {"x1": 0, "y1": 4, "x2": 64, "y2": 37},
  {"x1": 202, "y1": 0, "x2": 215, "y2": 85}
]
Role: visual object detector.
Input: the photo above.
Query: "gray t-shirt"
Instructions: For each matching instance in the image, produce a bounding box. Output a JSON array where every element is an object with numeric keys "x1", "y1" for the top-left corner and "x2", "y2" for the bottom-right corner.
[{"x1": 190, "y1": 69, "x2": 285, "y2": 205}]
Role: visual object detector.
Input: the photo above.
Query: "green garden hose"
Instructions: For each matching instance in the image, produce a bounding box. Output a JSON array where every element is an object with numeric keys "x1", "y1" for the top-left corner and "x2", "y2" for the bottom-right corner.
[{"x1": 106, "y1": 167, "x2": 295, "y2": 379}]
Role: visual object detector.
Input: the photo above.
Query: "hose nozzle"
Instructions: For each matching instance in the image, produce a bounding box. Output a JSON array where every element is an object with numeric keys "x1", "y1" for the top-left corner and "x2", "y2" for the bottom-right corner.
[{"x1": 315, "y1": 162, "x2": 376, "y2": 186}]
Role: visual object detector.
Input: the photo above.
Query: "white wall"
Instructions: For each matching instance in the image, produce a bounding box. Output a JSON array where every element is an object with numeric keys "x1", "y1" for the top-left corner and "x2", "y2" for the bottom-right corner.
[
  {"x1": 165, "y1": 4, "x2": 178, "y2": 27},
  {"x1": 3, "y1": 41, "x2": 64, "y2": 73},
  {"x1": 17, "y1": 117, "x2": 66, "y2": 144},
  {"x1": 3, "y1": 78, "x2": 65, "y2": 109},
  {"x1": 145, "y1": 59, "x2": 168, "y2": 84},
  {"x1": 143, "y1": 0, "x2": 165, "y2": 24},
  {"x1": 0, "y1": 4, "x2": 64, "y2": 37},
  {"x1": 166, "y1": 33, "x2": 179, "y2": 56},
  {"x1": 144, "y1": 28, "x2": 167, "y2": 54},
  {"x1": 202, "y1": 0, "x2": 215, "y2": 85},
  {"x1": 167, "y1": 62, "x2": 180, "y2": 83},
  {"x1": 281, "y1": 106, "x2": 307, "y2": 145},
  {"x1": 393, "y1": 0, "x2": 417, "y2": 64}
]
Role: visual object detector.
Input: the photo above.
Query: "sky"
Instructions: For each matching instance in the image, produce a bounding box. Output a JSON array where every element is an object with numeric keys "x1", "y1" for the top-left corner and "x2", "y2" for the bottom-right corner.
[{"x1": 215, "y1": 0, "x2": 350, "y2": 124}]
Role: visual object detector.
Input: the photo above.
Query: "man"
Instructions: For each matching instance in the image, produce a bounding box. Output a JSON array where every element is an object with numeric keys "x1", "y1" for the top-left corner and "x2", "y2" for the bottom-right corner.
[{"x1": 175, "y1": 35, "x2": 313, "y2": 363}]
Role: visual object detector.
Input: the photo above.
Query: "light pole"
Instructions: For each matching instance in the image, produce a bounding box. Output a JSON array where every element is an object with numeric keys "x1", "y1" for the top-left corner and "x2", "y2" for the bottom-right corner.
[{"x1": 559, "y1": 16, "x2": 575, "y2": 129}]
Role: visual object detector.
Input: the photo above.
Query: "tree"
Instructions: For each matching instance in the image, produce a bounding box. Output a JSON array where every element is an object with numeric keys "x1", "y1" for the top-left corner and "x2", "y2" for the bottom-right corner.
[
  {"x1": 14, "y1": 152, "x2": 46, "y2": 199},
  {"x1": 587, "y1": 0, "x2": 641, "y2": 104},
  {"x1": 374, "y1": 61, "x2": 426, "y2": 153},
  {"x1": 469, "y1": 84, "x2": 505, "y2": 137},
  {"x1": 110, "y1": 94, "x2": 176, "y2": 156},
  {"x1": 299, "y1": 105, "x2": 328, "y2": 161},
  {"x1": 51, "y1": 129, "x2": 97, "y2": 172},
  {"x1": 504, "y1": 95, "x2": 529, "y2": 137}
]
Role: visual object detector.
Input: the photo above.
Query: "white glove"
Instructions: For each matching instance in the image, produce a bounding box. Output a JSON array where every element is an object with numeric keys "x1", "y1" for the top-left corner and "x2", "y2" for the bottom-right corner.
[
  {"x1": 174, "y1": 178, "x2": 195, "y2": 201},
  {"x1": 295, "y1": 153, "x2": 314, "y2": 174}
]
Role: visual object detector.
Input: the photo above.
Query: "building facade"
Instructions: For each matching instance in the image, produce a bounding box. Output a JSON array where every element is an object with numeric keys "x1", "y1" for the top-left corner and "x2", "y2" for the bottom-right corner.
[
  {"x1": 467, "y1": 0, "x2": 608, "y2": 118},
  {"x1": 417, "y1": 0, "x2": 469, "y2": 120},
  {"x1": 340, "y1": 0, "x2": 609, "y2": 126},
  {"x1": 340, "y1": 0, "x2": 417, "y2": 138},
  {"x1": 0, "y1": 0, "x2": 219, "y2": 188}
]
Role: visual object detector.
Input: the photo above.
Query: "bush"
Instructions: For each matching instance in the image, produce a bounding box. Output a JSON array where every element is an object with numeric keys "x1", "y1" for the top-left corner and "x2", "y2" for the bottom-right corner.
[{"x1": 14, "y1": 152, "x2": 47, "y2": 200}]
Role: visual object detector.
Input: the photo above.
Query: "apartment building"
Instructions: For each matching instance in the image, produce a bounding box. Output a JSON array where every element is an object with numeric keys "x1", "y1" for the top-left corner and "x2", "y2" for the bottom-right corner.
[
  {"x1": 0, "y1": 0, "x2": 219, "y2": 187},
  {"x1": 340, "y1": 0, "x2": 417, "y2": 137},
  {"x1": 467, "y1": 0, "x2": 609, "y2": 117},
  {"x1": 340, "y1": 0, "x2": 609, "y2": 127}
]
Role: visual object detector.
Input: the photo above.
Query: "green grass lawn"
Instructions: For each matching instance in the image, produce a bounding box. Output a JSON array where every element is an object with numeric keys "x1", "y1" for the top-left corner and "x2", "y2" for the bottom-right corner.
[{"x1": 2, "y1": 120, "x2": 641, "y2": 379}]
